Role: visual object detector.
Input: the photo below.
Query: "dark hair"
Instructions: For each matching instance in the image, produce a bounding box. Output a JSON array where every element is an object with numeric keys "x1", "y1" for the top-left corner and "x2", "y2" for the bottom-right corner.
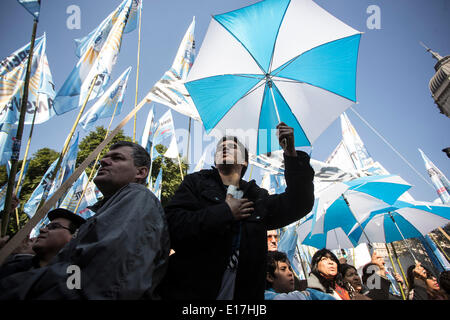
[
  {"x1": 339, "y1": 263, "x2": 357, "y2": 278},
  {"x1": 407, "y1": 264, "x2": 448, "y2": 300},
  {"x1": 109, "y1": 141, "x2": 150, "y2": 184},
  {"x1": 310, "y1": 248, "x2": 344, "y2": 293},
  {"x1": 266, "y1": 250, "x2": 291, "y2": 289},
  {"x1": 67, "y1": 221, "x2": 80, "y2": 234},
  {"x1": 215, "y1": 136, "x2": 249, "y2": 177},
  {"x1": 439, "y1": 270, "x2": 450, "y2": 295}
]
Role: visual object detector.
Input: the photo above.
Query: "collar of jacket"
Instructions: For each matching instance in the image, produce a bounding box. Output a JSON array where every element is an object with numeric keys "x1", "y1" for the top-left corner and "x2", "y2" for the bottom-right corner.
[
  {"x1": 205, "y1": 166, "x2": 256, "y2": 196},
  {"x1": 307, "y1": 272, "x2": 328, "y2": 293}
]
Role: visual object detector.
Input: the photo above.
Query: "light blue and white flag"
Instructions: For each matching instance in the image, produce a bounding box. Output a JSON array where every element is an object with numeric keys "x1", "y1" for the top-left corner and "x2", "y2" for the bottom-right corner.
[
  {"x1": 140, "y1": 104, "x2": 156, "y2": 154},
  {"x1": 0, "y1": 123, "x2": 17, "y2": 165},
  {"x1": 123, "y1": 0, "x2": 142, "y2": 34},
  {"x1": 54, "y1": 0, "x2": 134, "y2": 115},
  {"x1": 23, "y1": 158, "x2": 57, "y2": 218},
  {"x1": 0, "y1": 34, "x2": 55, "y2": 125},
  {"x1": 79, "y1": 66, "x2": 131, "y2": 130},
  {"x1": 54, "y1": 132, "x2": 80, "y2": 191},
  {"x1": 278, "y1": 224, "x2": 301, "y2": 278},
  {"x1": 0, "y1": 159, "x2": 29, "y2": 210},
  {"x1": 16, "y1": 0, "x2": 40, "y2": 20},
  {"x1": 145, "y1": 16, "x2": 200, "y2": 121},
  {"x1": 152, "y1": 168, "x2": 162, "y2": 200},
  {"x1": 192, "y1": 150, "x2": 206, "y2": 172},
  {"x1": 60, "y1": 171, "x2": 99, "y2": 217},
  {"x1": 260, "y1": 172, "x2": 286, "y2": 195},
  {"x1": 152, "y1": 109, "x2": 177, "y2": 159},
  {"x1": 24, "y1": 133, "x2": 79, "y2": 218},
  {"x1": 75, "y1": 0, "x2": 141, "y2": 58}
]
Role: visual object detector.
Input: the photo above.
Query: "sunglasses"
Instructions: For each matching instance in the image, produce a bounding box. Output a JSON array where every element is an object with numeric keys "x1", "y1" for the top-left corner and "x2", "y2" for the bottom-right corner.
[{"x1": 45, "y1": 222, "x2": 72, "y2": 232}]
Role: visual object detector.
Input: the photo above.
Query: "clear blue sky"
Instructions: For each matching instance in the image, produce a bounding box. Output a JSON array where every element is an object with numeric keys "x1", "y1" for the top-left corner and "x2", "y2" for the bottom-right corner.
[{"x1": 1, "y1": 0, "x2": 449, "y2": 203}]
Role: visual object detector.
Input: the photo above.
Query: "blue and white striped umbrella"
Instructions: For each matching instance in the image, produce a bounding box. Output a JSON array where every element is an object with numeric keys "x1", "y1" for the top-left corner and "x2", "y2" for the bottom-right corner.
[
  {"x1": 297, "y1": 212, "x2": 358, "y2": 250},
  {"x1": 311, "y1": 174, "x2": 412, "y2": 237},
  {"x1": 185, "y1": 0, "x2": 361, "y2": 155},
  {"x1": 348, "y1": 200, "x2": 450, "y2": 245}
]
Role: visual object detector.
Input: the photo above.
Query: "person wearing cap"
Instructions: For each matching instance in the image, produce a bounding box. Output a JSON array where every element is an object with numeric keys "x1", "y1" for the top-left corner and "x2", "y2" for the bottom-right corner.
[
  {"x1": 0, "y1": 141, "x2": 170, "y2": 300},
  {"x1": 0, "y1": 209, "x2": 85, "y2": 280},
  {"x1": 160, "y1": 122, "x2": 315, "y2": 300}
]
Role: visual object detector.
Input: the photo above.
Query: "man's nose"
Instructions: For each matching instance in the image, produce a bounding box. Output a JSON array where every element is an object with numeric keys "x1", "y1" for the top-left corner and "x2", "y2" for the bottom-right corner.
[{"x1": 100, "y1": 157, "x2": 110, "y2": 166}]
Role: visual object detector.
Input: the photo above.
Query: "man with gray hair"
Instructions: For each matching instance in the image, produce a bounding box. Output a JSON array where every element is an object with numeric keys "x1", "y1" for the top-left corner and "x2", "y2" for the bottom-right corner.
[{"x1": 0, "y1": 141, "x2": 170, "y2": 299}]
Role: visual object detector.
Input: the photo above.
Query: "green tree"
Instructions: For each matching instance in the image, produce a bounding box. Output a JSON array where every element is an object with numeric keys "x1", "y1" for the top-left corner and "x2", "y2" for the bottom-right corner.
[{"x1": 76, "y1": 126, "x2": 131, "y2": 177}]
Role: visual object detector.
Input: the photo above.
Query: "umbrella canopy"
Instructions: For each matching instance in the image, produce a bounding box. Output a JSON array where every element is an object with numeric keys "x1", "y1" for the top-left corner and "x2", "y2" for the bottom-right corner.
[
  {"x1": 185, "y1": 0, "x2": 361, "y2": 155},
  {"x1": 297, "y1": 212, "x2": 357, "y2": 250},
  {"x1": 348, "y1": 200, "x2": 450, "y2": 245},
  {"x1": 311, "y1": 175, "x2": 412, "y2": 237}
]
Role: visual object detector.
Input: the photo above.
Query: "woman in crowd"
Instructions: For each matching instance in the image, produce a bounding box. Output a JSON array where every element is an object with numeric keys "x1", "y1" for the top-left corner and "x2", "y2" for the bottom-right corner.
[
  {"x1": 407, "y1": 262, "x2": 448, "y2": 300},
  {"x1": 306, "y1": 248, "x2": 350, "y2": 300},
  {"x1": 339, "y1": 263, "x2": 371, "y2": 300}
]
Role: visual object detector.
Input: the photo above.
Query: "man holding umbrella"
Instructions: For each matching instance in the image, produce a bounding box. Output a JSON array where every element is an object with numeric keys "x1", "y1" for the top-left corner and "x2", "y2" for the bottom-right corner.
[{"x1": 160, "y1": 122, "x2": 315, "y2": 300}]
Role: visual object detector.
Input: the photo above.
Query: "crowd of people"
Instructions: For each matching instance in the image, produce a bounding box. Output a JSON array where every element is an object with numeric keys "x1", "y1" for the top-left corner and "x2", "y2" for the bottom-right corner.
[{"x1": 0, "y1": 122, "x2": 448, "y2": 300}]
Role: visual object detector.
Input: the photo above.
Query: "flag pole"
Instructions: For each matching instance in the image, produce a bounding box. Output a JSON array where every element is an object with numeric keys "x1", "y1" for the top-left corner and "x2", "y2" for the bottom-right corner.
[
  {"x1": 186, "y1": 117, "x2": 191, "y2": 164},
  {"x1": 438, "y1": 227, "x2": 450, "y2": 243},
  {"x1": 1, "y1": 18, "x2": 38, "y2": 236},
  {"x1": 73, "y1": 98, "x2": 121, "y2": 213},
  {"x1": 390, "y1": 242, "x2": 409, "y2": 290},
  {"x1": 0, "y1": 97, "x2": 149, "y2": 264},
  {"x1": 132, "y1": 3, "x2": 142, "y2": 143},
  {"x1": 385, "y1": 243, "x2": 407, "y2": 300},
  {"x1": 14, "y1": 103, "x2": 38, "y2": 197},
  {"x1": 34, "y1": 74, "x2": 99, "y2": 214},
  {"x1": 429, "y1": 232, "x2": 450, "y2": 261}
]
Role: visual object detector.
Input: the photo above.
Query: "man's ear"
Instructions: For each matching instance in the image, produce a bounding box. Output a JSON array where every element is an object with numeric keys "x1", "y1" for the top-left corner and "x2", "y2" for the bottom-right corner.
[
  {"x1": 136, "y1": 166, "x2": 149, "y2": 182},
  {"x1": 266, "y1": 272, "x2": 275, "y2": 285}
]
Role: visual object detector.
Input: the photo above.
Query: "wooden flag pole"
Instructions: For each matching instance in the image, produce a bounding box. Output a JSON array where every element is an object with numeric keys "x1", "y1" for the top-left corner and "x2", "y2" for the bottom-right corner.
[
  {"x1": 390, "y1": 242, "x2": 409, "y2": 289},
  {"x1": 385, "y1": 243, "x2": 407, "y2": 300},
  {"x1": 73, "y1": 99, "x2": 121, "y2": 213},
  {"x1": 0, "y1": 98, "x2": 148, "y2": 264},
  {"x1": 1, "y1": 18, "x2": 38, "y2": 236},
  {"x1": 438, "y1": 227, "x2": 450, "y2": 243},
  {"x1": 132, "y1": 4, "x2": 143, "y2": 143},
  {"x1": 14, "y1": 106, "x2": 38, "y2": 196}
]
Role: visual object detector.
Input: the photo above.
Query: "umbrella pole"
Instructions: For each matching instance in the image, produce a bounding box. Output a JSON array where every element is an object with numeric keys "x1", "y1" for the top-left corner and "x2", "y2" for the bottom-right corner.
[
  {"x1": 342, "y1": 195, "x2": 373, "y2": 251},
  {"x1": 388, "y1": 212, "x2": 418, "y2": 263},
  {"x1": 385, "y1": 243, "x2": 407, "y2": 300},
  {"x1": 268, "y1": 83, "x2": 287, "y2": 150}
]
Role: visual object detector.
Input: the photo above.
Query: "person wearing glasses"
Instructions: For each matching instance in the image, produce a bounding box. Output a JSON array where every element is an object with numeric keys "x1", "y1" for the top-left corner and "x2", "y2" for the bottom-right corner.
[
  {"x1": 0, "y1": 208, "x2": 85, "y2": 279},
  {"x1": 0, "y1": 141, "x2": 170, "y2": 300}
]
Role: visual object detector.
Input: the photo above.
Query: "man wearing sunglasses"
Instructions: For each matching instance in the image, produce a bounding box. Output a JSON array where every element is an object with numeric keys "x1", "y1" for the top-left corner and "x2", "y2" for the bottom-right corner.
[{"x1": 0, "y1": 208, "x2": 85, "y2": 279}]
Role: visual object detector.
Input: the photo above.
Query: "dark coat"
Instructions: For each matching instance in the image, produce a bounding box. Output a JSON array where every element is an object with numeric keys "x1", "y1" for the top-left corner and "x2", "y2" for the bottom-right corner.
[
  {"x1": 0, "y1": 183, "x2": 170, "y2": 300},
  {"x1": 160, "y1": 151, "x2": 315, "y2": 300},
  {"x1": 0, "y1": 254, "x2": 38, "y2": 280}
]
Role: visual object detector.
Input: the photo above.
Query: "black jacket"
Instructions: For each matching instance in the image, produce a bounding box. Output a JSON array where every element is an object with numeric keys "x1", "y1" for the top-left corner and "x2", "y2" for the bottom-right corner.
[
  {"x1": 160, "y1": 151, "x2": 314, "y2": 300},
  {"x1": 0, "y1": 183, "x2": 170, "y2": 300}
]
